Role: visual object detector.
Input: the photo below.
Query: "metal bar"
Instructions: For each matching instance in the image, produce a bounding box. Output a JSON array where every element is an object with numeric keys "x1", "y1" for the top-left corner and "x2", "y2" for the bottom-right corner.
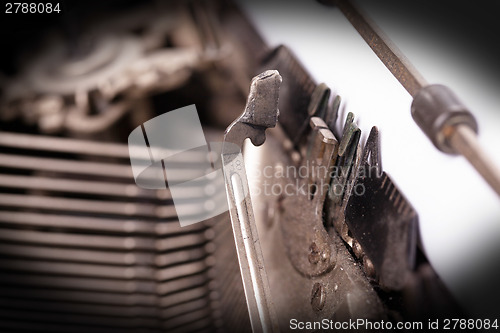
[
  {"x1": 0, "y1": 244, "x2": 206, "y2": 280},
  {"x1": 0, "y1": 243, "x2": 155, "y2": 265},
  {"x1": 0, "y1": 194, "x2": 171, "y2": 218},
  {"x1": 0, "y1": 298, "x2": 157, "y2": 318},
  {"x1": 158, "y1": 287, "x2": 208, "y2": 308},
  {"x1": 160, "y1": 298, "x2": 208, "y2": 320},
  {"x1": 155, "y1": 233, "x2": 208, "y2": 252},
  {"x1": 0, "y1": 211, "x2": 156, "y2": 233},
  {"x1": 450, "y1": 125, "x2": 500, "y2": 196},
  {"x1": 156, "y1": 260, "x2": 207, "y2": 281},
  {"x1": 0, "y1": 228, "x2": 156, "y2": 250},
  {"x1": 0, "y1": 132, "x2": 131, "y2": 158},
  {"x1": 0, "y1": 153, "x2": 134, "y2": 179},
  {"x1": 0, "y1": 132, "x2": 213, "y2": 163},
  {"x1": 0, "y1": 153, "x2": 201, "y2": 183},
  {"x1": 0, "y1": 174, "x2": 158, "y2": 199},
  {"x1": 0, "y1": 271, "x2": 209, "y2": 297},
  {"x1": 333, "y1": 0, "x2": 427, "y2": 97},
  {"x1": 0, "y1": 272, "x2": 157, "y2": 293},
  {"x1": 0, "y1": 174, "x2": 213, "y2": 201},
  {"x1": 0, "y1": 227, "x2": 207, "y2": 252},
  {"x1": 0, "y1": 257, "x2": 156, "y2": 280},
  {"x1": 156, "y1": 274, "x2": 208, "y2": 295},
  {"x1": 0, "y1": 275, "x2": 210, "y2": 307},
  {"x1": 0, "y1": 211, "x2": 205, "y2": 235},
  {"x1": 163, "y1": 308, "x2": 212, "y2": 330},
  {"x1": 154, "y1": 248, "x2": 207, "y2": 267}
]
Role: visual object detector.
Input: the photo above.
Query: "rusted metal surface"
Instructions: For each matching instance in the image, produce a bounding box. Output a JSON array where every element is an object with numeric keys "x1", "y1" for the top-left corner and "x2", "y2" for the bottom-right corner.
[
  {"x1": 280, "y1": 117, "x2": 337, "y2": 277},
  {"x1": 249, "y1": 115, "x2": 385, "y2": 329},
  {"x1": 222, "y1": 70, "x2": 282, "y2": 333}
]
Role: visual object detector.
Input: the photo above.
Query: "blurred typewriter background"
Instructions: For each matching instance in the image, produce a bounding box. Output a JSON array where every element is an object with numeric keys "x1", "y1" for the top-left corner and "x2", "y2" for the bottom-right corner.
[{"x1": 0, "y1": 0, "x2": 499, "y2": 332}]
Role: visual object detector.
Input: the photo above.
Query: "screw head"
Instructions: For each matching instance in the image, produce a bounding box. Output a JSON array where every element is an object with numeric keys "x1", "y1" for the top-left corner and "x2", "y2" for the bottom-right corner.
[{"x1": 311, "y1": 282, "x2": 326, "y2": 312}]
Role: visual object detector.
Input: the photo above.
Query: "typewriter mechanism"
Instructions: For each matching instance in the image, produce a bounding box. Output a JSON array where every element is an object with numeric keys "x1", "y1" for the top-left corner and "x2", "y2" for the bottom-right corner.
[{"x1": 0, "y1": 0, "x2": 498, "y2": 332}]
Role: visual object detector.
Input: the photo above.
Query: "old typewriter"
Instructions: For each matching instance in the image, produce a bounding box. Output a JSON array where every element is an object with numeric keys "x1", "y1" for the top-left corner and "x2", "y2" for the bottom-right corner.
[{"x1": 1, "y1": 0, "x2": 499, "y2": 332}]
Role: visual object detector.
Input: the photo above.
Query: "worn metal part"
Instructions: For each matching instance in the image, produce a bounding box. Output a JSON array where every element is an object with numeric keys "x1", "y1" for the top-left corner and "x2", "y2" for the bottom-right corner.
[
  {"x1": 412, "y1": 85, "x2": 500, "y2": 196},
  {"x1": 325, "y1": 94, "x2": 341, "y2": 136},
  {"x1": 0, "y1": 0, "x2": 471, "y2": 329},
  {"x1": 247, "y1": 118, "x2": 385, "y2": 330},
  {"x1": 280, "y1": 117, "x2": 338, "y2": 277},
  {"x1": 411, "y1": 84, "x2": 479, "y2": 155},
  {"x1": 0, "y1": 130, "x2": 226, "y2": 332},
  {"x1": 346, "y1": 127, "x2": 418, "y2": 290},
  {"x1": 222, "y1": 70, "x2": 282, "y2": 333},
  {"x1": 293, "y1": 83, "x2": 331, "y2": 150},
  {"x1": 325, "y1": 112, "x2": 361, "y2": 247},
  {"x1": 224, "y1": 71, "x2": 282, "y2": 149},
  {"x1": 0, "y1": 2, "x2": 272, "y2": 331},
  {"x1": 260, "y1": 46, "x2": 316, "y2": 147},
  {"x1": 359, "y1": 126, "x2": 382, "y2": 177}
]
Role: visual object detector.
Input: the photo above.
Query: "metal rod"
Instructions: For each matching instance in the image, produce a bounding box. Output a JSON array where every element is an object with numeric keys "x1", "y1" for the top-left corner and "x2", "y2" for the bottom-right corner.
[
  {"x1": 0, "y1": 257, "x2": 155, "y2": 280},
  {"x1": 0, "y1": 242, "x2": 205, "y2": 267},
  {"x1": 0, "y1": 193, "x2": 214, "y2": 221},
  {"x1": 0, "y1": 228, "x2": 155, "y2": 250},
  {"x1": 0, "y1": 271, "x2": 157, "y2": 293},
  {"x1": 0, "y1": 210, "x2": 205, "y2": 236},
  {"x1": 0, "y1": 227, "x2": 208, "y2": 252},
  {"x1": 0, "y1": 132, "x2": 131, "y2": 158},
  {"x1": 0, "y1": 194, "x2": 163, "y2": 218},
  {"x1": 0, "y1": 153, "x2": 202, "y2": 183},
  {"x1": 0, "y1": 211, "x2": 156, "y2": 233},
  {"x1": 0, "y1": 153, "x2": 135, "y2": 179},
  {"x1": 0, "y1": 270, "x2": 207, "y2": 296},
  {"x1": 0, "y1": 243, "x2": 153, "y2": 265},
  {"x1": 450, "y1": 125, "x2": 500, "y2": 196},
  {"x1": 0, "y1": 132, "x2": 210, "y2": 163},
  {"x1": 334, "y1": 0, "x2": 427, "y2": 97},
  {"x1": 0, "y1": 175, "x2": 157, "y2": 199}
]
